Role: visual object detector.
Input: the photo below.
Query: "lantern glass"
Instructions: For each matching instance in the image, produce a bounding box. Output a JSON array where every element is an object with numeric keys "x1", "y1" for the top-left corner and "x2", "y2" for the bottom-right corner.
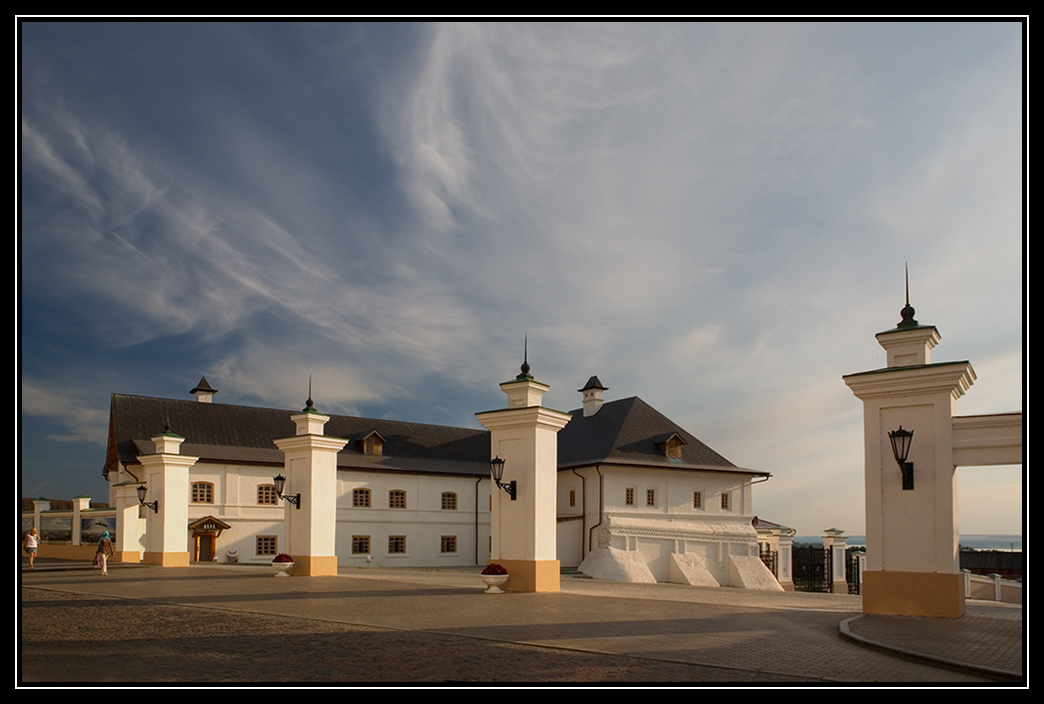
[
  {"x1": 489, "y1": 457, "x2": 505, "y2": 484},
  {"x1": 889, "y1": 427, "x2": 913, "y2": 465},
  {"x1": 273, "y1": 474, "x2": 286, "y2": 496},
  {"x1": 136, "y1": 484, "x2": 147, "y2": 503}
]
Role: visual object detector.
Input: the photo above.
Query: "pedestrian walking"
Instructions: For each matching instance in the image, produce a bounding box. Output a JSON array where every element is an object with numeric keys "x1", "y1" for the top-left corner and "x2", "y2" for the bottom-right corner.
[
  {"x1": 96, "y1": 531, "x2": 114, "y2": 575},
  {"x1": 23, "y1": 528, "x2": 39, "y2": 569}
]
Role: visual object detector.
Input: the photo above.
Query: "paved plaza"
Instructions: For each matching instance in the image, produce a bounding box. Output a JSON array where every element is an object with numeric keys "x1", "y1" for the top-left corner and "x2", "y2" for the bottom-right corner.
[{"x1": 19, "y1": 561, "x2": 1024, "y2": 686}]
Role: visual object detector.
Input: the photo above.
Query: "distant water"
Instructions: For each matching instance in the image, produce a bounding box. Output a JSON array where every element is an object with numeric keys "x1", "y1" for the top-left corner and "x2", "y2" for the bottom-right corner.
[{"x1": 793, "y1": 535, "x2": 1022, "y2": 551}]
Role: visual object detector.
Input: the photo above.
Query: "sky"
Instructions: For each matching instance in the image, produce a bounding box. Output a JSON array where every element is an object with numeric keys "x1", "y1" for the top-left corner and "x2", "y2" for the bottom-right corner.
[{"x1": 18, "y1": 21, "x2": 1025, "y2": 538}]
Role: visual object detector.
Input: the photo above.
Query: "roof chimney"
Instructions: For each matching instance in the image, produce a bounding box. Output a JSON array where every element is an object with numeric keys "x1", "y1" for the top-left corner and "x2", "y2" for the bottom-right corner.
[
  {"x1": 190, "y1": 377, "x2": 217, "y2": 403},
  {"x1": 579, "y1": 376, "x2": 608, "y2": 417}
]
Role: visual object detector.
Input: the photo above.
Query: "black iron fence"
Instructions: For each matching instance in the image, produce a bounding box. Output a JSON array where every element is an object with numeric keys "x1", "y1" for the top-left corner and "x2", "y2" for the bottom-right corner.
[{"x1": 789, "y1": 545, "x2": 863, "y2": 594}]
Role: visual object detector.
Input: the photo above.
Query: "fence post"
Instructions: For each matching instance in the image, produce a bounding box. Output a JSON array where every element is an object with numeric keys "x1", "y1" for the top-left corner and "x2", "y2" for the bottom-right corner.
[{"x1": 822, "y1": 528, "x2": 849, "y2": 594}]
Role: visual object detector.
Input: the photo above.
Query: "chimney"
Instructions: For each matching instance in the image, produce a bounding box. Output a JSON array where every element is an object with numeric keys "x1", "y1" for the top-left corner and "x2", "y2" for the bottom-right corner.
[
  {"x1": 579, "y1": 376, "x2": 608, "y2": 417},
  {"x1": 190, "y1": 377, "x2": 217, "y2": 403}
]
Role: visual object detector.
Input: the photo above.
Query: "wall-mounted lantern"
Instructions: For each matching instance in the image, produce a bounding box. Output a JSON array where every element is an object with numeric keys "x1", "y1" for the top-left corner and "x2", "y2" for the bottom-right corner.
[
  {"x1": 489, "y1": 456, "x2": 516, "y2": 500},
  {"x1": 136, "y1": 484, "x2": 159, "y2": 513},
  {"x1": 888, "y1": 426, "x2": 914, "y2": 490},
  {"x1": 272, "y1": 474, "x2": 301, "y2": 509}
]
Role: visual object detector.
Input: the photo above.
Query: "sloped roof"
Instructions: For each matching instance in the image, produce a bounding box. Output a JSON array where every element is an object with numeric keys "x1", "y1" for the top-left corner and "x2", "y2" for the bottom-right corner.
[
  {"x1": 103, "y1": 392, "x2": 765, "y2": 480},
  {"x1": 557, "y1": 396, "x2": 767, "y2": 476},
  {"x1": 104, "y1": 394, "x2": 490, "y2": 479}
]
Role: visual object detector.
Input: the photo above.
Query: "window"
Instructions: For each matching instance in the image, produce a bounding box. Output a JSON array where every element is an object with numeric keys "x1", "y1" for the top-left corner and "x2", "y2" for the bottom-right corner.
[
  {"x1": 192, "y1": 482, "x2": 213, "y2": 504},
  {"x1": 353, "y1": 488, "x2": 371, "y2": 508},
  {"x1": 389, "y1": 490, "x2": 406, "y2": 509},
  {"x1": 646, "y1": 489, "x2": 656, "y2": 507},
  {"x1": 388, "y1": 535, "x2": 406, "y2": 554},
  {"x1": 256, "y1": 536, "x2": 277, "y2": 556},
  {"x1": 352, "y1": 535, "x2": 370, "y2": 554},
  {"x1": 441, "y1": 536, "x2": 457, "y2": 553},
  {"x1": 569, "y1": 489, "x2": 576, "y2": 507},
  {"x1": 257, "y1": 485, "x2": 278, "y2": 505},
  {"x1": 441, "y1": 492, "x2": 457, "y2": 510},
  {"x1": 693, "y1": 491, "x2": 702, "y2": 509},
  {"x1": 625, "y1": 488, "x2": 635, "y2": 505},
  {"x1": 721, "y1": 492, "x2": 730, "y2": 510}
]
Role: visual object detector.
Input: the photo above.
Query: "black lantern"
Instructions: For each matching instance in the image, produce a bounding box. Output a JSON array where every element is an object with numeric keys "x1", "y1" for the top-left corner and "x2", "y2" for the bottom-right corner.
[
  {"x1": 489, "y1": 456, "x2": 516, "y2": 500},
  {"x1": 136, "y1": 484, "x2": 158, "y2": 513},
  {"x1": 273, "y1": 474, "x2": 301, "y2": 509},
  {"x1": 888, "y1": 426, "x2": 915, "y2": 490}
]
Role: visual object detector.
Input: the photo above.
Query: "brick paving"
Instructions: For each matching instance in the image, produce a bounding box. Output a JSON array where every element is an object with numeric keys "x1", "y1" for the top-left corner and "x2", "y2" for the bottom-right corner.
[{"x1": 18, "y1": 562, "x2": 1024, "y2": 685}]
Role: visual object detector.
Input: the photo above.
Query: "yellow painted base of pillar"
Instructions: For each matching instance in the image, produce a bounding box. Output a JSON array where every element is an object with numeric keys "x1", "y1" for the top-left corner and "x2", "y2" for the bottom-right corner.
[
  {"x1": 490, "y1": 559, "x2": 559, "y2": 592},
  {"x1": 114, "y1": 551, "x2": 140, "y2": 563},
  {"x1": 290, "y1": 555, "x2": 338, "y2": 577},
  {"x1": 862, "y1": 570, "x2": 965, "y2": 618},
  {"x1": 142, "y1": 551, "x2": 190, "y2": 567}
]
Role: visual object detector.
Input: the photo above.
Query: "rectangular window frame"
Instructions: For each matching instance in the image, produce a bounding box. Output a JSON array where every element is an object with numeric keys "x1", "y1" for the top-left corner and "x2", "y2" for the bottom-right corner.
[
  {"x1": 192, "y1": 482, "x2": 214, "y2": 504},
  {"x1": 257, "y1": 485, "x2": 278, "y2": 505}
]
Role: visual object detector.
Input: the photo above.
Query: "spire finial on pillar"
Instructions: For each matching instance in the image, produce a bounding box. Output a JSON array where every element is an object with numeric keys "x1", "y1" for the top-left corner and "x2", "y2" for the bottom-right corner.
[
  {"x1": 518, "y1": 332, "x2": 532, "y2": 380},
  {"x1": 304, "y1": 375, "x2": 315, "y2": 412},
  {"x1": 898, "y1": 262, "x2": 918, "y2": 328}
]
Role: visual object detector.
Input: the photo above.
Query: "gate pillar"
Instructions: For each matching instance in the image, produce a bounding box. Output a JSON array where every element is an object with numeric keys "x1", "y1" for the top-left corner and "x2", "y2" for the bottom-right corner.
[
  {"x1": 843, "y1": 296, "x2": 973, "y2": 617},
  {"x1": 476, "y1": 356, "x2": 571, "y2": 592}
]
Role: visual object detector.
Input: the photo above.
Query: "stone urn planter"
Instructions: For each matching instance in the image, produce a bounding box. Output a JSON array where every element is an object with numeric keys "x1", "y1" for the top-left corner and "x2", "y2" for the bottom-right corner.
[
  {"x1": 272, "y1": 554, "x2": 294, "y2": 577},
  {"x1": 480, "y1": 563, "x2": 509, "y2": 593}
]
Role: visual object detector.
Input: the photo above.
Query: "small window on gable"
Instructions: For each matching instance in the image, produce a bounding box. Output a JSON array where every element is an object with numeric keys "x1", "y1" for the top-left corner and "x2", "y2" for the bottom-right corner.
[
  {"x1": 625, "y1": 487, "x2": 635, "y2": 505},
  {"x1": 721, "y1": 492, "x2": 730, "y2": 510},
  {"x1": 360, "y1": 431, "x2": 385, "y2": 456},
  {"x1": 389, "y1": 490, "x2": 406, "y2": 509},
  {"x1": 646, "y1": 489, "x2": 656, "y2": 507},
  {"x1": 353, "y1": 488, "x2": 371, "y2": 508},
  {"x1": 693, "y1": 491, "x2": 702, "y2": 509},
  {"x1": 441, "y1": 492, "x2": 457, "y2": 510},
  {"x1": 658, "y1": 433, "x2": 687, "y2": 459},
  {"x1": 569, "y1": 488, "x2": 576, "y2": 507}
]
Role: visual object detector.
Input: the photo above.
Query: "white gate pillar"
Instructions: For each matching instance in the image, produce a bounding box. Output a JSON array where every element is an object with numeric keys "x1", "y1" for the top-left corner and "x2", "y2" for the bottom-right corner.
[
  {"x1": 476, "y1": 357, "x2": 571, "y2": 592},
  {"x1": 844, "y1": 295, "x2": 977, "y2": 617},
  {"x1": 273, "y1": 396, "x2": 347, "y2": 576},
  {"x1": 138, "y1": 430, "x2": 197, "y2": 567}
]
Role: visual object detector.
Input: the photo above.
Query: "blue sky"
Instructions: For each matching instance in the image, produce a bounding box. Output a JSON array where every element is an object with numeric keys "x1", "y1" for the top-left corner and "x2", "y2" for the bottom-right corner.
[{"x1": 19, "y1": 21, "x2": 1024, "y2": 537}]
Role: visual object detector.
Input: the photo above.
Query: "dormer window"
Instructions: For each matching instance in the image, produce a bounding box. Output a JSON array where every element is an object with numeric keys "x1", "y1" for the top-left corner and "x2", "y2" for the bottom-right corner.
[
  {"x1": 658, "y1": 433, "x2": 686, "y2": 459},
  {"x1": 359, "y1": 430, "x2": 385, "y2": 456}
]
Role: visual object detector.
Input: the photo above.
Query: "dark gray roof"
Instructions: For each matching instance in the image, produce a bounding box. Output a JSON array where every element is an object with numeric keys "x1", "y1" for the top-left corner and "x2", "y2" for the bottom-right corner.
[
  {"x1": 104, "y1": 394, "x2": 490, "y2": 479},
  {"x1": 557, "y1": 396, "x2": 767, "y2": 476},
  {"x1": 104, "y1": 392, "x2": 764, "y2": 480}
]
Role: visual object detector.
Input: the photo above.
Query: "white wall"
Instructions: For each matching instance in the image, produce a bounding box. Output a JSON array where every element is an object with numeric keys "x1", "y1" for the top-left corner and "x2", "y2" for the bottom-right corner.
[{"x1": 336, "y1": 471, "x2": 492, "y2": 567}]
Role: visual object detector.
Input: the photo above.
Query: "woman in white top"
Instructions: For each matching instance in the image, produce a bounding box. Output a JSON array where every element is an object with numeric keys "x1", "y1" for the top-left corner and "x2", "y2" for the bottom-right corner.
[{"x1": 23, "y1": 528, "x2": 39, "y2": 569}]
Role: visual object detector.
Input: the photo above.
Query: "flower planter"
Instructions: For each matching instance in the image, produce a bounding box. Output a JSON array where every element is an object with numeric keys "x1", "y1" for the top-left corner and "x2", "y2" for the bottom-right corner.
[
  {"x1": 480, "y1": 567, "x2": 509, "y2": 593},
  {"x1": 272, "y1": 560, "x2": 294, "y2": 577},
  {"x1": 482, "y1": 574, "x2": 508, "y2": 593}
]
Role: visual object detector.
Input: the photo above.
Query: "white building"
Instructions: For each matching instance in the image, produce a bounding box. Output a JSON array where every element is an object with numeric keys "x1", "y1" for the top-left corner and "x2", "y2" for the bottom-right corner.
[{"x1": 103, "y1": 373, "x2": 780, "y2": 589}]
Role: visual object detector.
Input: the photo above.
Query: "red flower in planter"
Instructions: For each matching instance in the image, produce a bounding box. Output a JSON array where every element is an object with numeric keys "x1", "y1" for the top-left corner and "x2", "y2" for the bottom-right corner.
[
  {"x1": 272, "y1": 553, "x2": 294, "y2": 563},
  {"x1": 481, "y1": 563, "x2": 507, "y2": 575}
]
